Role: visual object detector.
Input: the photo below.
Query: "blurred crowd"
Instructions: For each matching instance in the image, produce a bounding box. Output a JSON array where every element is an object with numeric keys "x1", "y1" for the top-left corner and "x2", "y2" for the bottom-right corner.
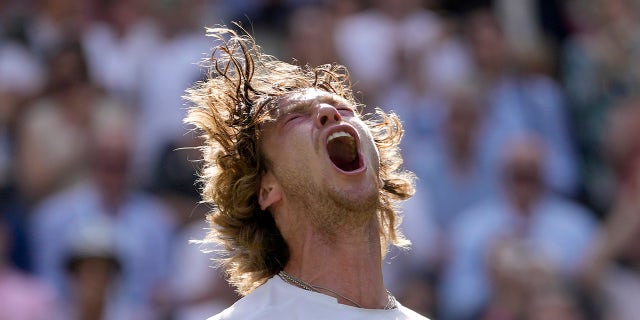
[{"x1": 1, "y1": 0, "x2": 640, "y2": 319}]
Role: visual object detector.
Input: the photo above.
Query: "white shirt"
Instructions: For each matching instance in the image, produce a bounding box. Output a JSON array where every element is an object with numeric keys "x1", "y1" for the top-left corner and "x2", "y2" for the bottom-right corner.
[{"x1": 209, "y1": 276, "x2": 429, "y2": 320}]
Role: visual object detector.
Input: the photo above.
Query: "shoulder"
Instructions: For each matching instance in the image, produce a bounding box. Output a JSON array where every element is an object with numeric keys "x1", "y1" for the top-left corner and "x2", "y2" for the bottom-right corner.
[
  {"x1": 214, "y1": 276, "x2": 338, "y2": 318},
  {"x1": 210, "y1": 302, "x2": 431, "y2": 320},
  {"x1": 205, "y1": 277, "x2": 281, "y2": 320},
  {"x1": 396, "y1": 302, "x2": 431, "y2": 320},
  {"x1": 206, "y1": 308, "x2": 231, "y2": 320},
  {"x1": 207, "y1": 278, "x2": 432, "y2": 320}
]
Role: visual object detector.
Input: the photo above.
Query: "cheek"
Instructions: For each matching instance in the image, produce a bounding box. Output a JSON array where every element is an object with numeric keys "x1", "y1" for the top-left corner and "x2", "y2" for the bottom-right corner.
[
  {"x1": 262, "y1": 125, "x2": 310, "y2": 161},
  {"x1": 278, "y1": 129, "x2": 318, "y2": 166},
  {"x1": 358, "y1": 128, "x2": 380, "y2": 170}
]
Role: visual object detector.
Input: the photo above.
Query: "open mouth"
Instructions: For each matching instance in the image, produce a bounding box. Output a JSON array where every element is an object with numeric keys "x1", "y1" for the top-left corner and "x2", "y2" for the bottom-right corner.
[{"x1": 326, "y1": 130, "x2": 363, "y2": 172}]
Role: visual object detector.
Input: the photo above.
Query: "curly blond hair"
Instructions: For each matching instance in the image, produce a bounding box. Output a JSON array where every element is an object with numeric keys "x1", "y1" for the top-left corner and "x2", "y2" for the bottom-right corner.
[{"x1": 184, "y1": 27, "x2": 415, "y2": 295}]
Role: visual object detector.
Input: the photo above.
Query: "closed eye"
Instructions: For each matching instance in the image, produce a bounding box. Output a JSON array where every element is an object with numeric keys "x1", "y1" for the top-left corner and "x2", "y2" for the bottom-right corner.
[
  {"x1": 338, "y1": 107, "x2": 354, "y2": 116},
  {"x1": 285, "y1": 114, "x2": 302, "y2": 124}
]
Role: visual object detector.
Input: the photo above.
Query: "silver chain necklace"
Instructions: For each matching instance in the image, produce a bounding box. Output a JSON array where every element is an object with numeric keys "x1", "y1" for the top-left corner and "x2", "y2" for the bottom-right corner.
[{"x1": 277, "y1": 270, "x2": 397, "y2": 310}]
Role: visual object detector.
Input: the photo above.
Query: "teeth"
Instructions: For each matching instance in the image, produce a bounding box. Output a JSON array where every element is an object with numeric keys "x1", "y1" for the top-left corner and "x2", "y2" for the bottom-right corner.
[{"x1": 327, "y1": 131, "x2": 354, "y2": 143}]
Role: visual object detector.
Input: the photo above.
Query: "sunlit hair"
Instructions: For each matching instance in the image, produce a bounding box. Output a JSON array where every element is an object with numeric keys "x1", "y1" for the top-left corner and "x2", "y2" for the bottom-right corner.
[{"x1": 184, "y1": 26, "x2": 415, "y2": 295}]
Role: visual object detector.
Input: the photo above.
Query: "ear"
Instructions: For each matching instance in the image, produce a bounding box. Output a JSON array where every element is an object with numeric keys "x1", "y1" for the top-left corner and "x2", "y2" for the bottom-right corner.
[{"x1": 259, "y1": 170, "x2": 282, "y2": 211}]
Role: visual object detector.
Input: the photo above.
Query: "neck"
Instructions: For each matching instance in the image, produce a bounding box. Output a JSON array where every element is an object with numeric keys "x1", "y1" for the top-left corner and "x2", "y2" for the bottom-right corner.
[{"x1": 282, "y1": 216, "x2": 389, "y2": 309}]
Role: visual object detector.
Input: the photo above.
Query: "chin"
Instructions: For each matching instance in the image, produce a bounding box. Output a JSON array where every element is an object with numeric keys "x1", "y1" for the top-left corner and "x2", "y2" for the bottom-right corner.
[
  {"x1": 299, "y1": 182, "x2": 380, "y2": 238},
  {"x1": 329, "y1": 183, "x2": 379, "y2": 215}
]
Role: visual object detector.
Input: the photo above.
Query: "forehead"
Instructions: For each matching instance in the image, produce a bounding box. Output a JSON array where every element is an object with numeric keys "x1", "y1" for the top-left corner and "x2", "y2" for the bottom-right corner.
[
  {"x1": 284, "y1": 88, "x2": 343, "y2": 103},
  {"x1": 268, "y1": 88, "x2": 352, "y2": 118}
]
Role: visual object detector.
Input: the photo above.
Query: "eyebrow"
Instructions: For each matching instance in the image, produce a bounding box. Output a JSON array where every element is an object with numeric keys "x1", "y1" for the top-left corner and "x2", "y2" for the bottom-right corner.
[{"x1": 260, "y1": 93, "x2": 354, "y2": 131}]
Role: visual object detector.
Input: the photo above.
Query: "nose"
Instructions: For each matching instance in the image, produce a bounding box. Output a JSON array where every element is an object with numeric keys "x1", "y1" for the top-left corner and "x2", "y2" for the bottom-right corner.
[{"x1": 315, "y1": 104, "x2": 342, "y2": 127}]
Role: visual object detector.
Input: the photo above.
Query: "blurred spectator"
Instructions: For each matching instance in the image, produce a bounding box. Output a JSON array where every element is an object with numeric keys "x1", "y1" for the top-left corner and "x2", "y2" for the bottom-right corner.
[
  {"x1": 599, "y1": 98, "x2": 640, "y2": 209},
  {"x1": 0, "y1": 20, "x2": 46, "y2": 273},
  {"x1": 58, "y1": 215, "x2": 128, "y2": 320},
  {"x1": 0, "y1": 213, "x2": 57, "y2": 320},
  {"x1": 0, "y1": 24, "x2": 45, "y2": 189},
  {"x1": 333, "y1": 0, "x2": 442, "y2": 105},
  {"x1": 480, "y1": 236, "x2": 593, "y2": 320},
  {"x1": 377, "y1": 16, "x2": 473, "y2": 175},
  {"x1": 81, "y1": 0, "x2": 160, "y2": 103},
  {"x1": 150, "y1": 135, "x2": 239, "y2": 320},
  {"x1": 493, "y1": 0, "x2": 546, "y2": 59},
  {"x1": 420, "y1": 84, "x2": 496, "y2": 230},
  {"x1": 493, "y1": 0, "x2": 570, "y2": 76},
  {"x1": 563, "y1": 0, "x2": 640, "y2": 213},
  {"x1": 30, "y1": 105, "x2": 175, "y2": 319},
  {"x1": 286, "y1": 5, "x2": 337, "y2": 67},
  {"x1": 438, "y1": 135, "x2": 598, "y2": 320},
  {"x1": 581, "y1": 101, "x2": 640, "y2": 320},
  {"x1": 417, "y1": 17, "x2": 474, "y2": 98},
  {"x1": 479, "y1": 238, "x2": 555, "y2": 320},
  {"x1": 383, "y1": 182, "x2": 440, "y2": 318},
  {"x1": 133, "y1": 0, "x2": 209, "y2": 185},
  {"x1": 0, "y1": 30, "x2": 44, "y2": 116},
  {"x1": 25, "y1": 0, "x2": 91, "y2": 57},
  {"x1": 14, "y1": 42, "x2": 102, "y2": 203},
  {"x1": 466, "y1": 8, "x2": 578, "y2": 196}
]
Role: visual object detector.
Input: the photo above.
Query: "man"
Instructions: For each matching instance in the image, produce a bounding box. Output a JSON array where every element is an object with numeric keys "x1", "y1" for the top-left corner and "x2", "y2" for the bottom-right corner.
[
  {"x1": 438, "y1": 135, "x2": 597, "y2": 320},
  {"x1": 184, "y1": 27, "x2": 428, "y2": 319}
]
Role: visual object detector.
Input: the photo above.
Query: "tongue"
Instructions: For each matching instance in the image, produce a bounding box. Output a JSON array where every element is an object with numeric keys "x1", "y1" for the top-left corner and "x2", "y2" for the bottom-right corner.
[{"x1": 327, "y1": 138, "x2": 359, "y2": 172}]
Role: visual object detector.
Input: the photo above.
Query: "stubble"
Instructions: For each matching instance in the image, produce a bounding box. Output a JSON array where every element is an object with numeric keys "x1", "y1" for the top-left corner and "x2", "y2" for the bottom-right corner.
[{"x1": 274, "y1": 166, "x2": 379, "y2": 240}]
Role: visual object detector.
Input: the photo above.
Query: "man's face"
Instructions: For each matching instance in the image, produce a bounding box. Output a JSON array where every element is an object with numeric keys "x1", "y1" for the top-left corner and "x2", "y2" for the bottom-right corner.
[
  {"x1": 259, "y1": 89, "x2": 381, "y2": 231},
  {"x1": 503, "y1": 142, "x2": 544, "y2": 213}
]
